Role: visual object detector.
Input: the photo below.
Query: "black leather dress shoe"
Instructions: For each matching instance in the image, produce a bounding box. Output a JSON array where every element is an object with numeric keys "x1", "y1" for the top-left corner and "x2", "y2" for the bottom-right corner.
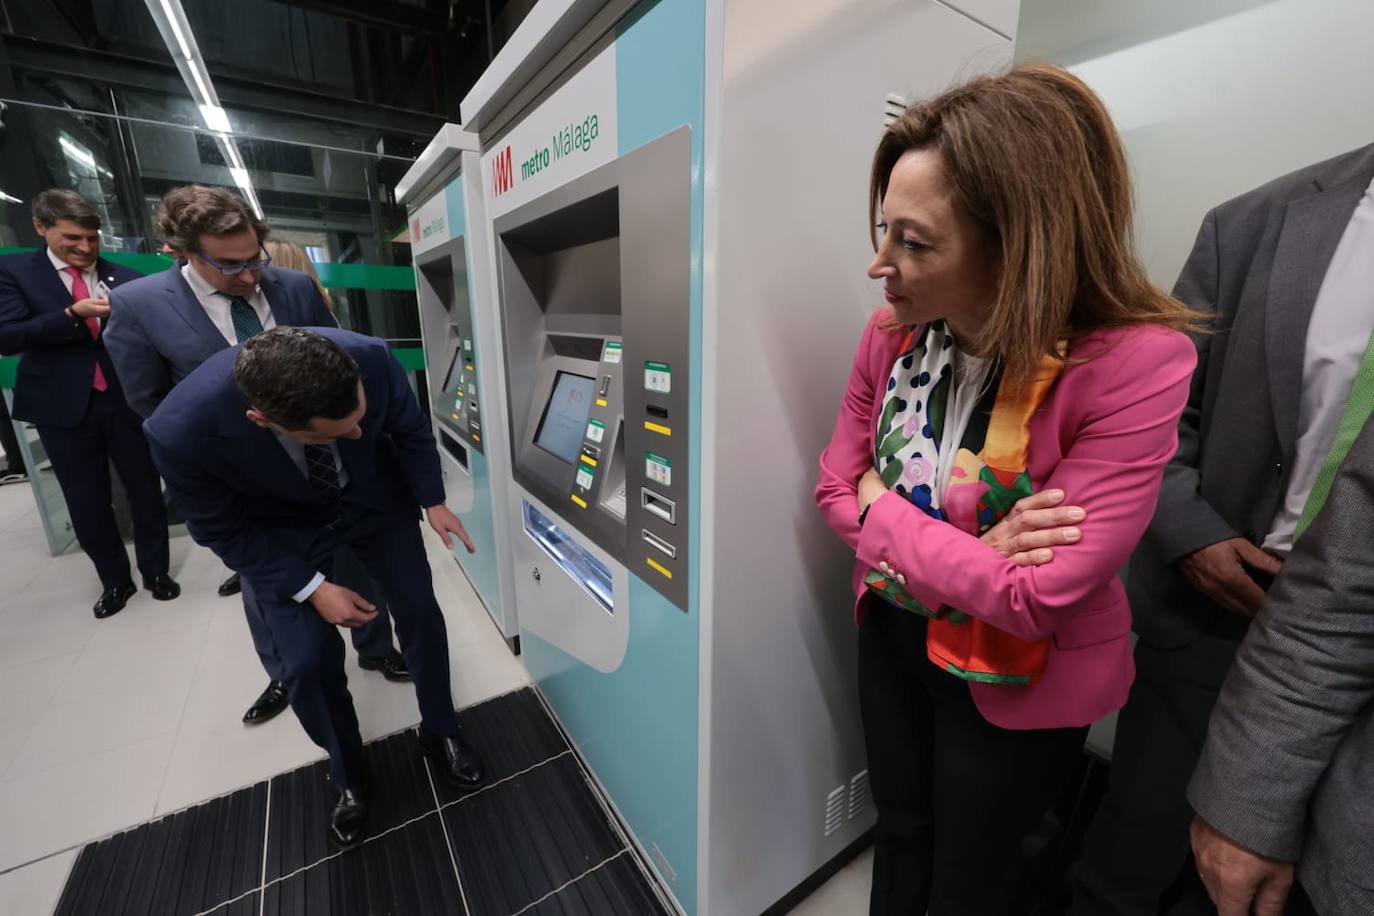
[
  {"x1": 143, "y1": 574, "x2": 181, "y2": 601},
  {"x1": 418, "y1": 727, "x2": 485, "y2": 790},
  {"x1": 358, "y1": 650, "x2": 411, "y2": 683},
  {"x1": 93, "y1": 582, "x2": 137, "y2": 619},
  {"x1": 329, "y1": 786, "x2": 368, "y2": 851},
  {"x1": 218, "y1": 573, "x2": 242, "y2": 597},
  {"x1": 242, "y1": 680, "x2": 289, "y2": 725}
]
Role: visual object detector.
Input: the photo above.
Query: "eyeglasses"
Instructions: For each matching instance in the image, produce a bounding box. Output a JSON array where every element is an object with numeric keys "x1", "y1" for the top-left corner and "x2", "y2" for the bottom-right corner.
[{"x1": 195, "y1": 247, "x2": 273, "y2": 277}]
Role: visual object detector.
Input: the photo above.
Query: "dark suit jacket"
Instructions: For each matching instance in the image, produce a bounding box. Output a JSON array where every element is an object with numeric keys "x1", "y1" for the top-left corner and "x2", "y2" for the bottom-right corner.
[
  {"x1": 1188, "y1": 413, "x2": 1374, "y2": 915},
  {"x1": 105, "y1": 265, "x2": 336, "y2": 418},
  {"x1": 0, "y1": 249, "x2": 142, "y2": 428},
  {"x1": 143, "y1": 328, "x2": 444, "y2": 603},
  {"x1": 1129, "y1": 143, "x2": 1374, "y2": 649}
]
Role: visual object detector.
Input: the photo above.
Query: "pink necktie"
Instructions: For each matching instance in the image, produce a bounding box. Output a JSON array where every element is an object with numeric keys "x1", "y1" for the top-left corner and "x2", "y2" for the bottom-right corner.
[{"x1": 66, "y1": 266, "x2": 107, "y2": 392}]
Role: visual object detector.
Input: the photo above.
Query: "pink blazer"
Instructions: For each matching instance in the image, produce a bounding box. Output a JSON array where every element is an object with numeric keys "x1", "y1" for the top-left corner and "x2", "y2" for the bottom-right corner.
[{"x1": 816, "y1": 310, "x2": 1196, "y2": 730}]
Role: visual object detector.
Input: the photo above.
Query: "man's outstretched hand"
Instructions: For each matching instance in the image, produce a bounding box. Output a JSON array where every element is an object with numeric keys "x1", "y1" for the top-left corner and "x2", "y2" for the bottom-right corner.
[{"x1": 427, "y1": 504, "x2": 476, "y2": 553}]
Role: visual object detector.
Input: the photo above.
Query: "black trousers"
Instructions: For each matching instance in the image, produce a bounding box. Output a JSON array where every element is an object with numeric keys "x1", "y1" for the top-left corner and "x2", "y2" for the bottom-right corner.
[
  {"x1": 35, "y1": 389, "x2": 169, "y2": 589},
  {"x1": 1069, "y1": 635, "x2": 1239, "y2": 916},
  {"x1": 859, "y1": 599, "x2": 1089, "y2": 915},
  {"x1": 254, "y1": 505, "x2": 460, "y2": 791},
  {"x1": 240, "y1": 545, "x2": 398, "y2": 683},
  {"x1": 0, "y1": 394, "x2": 26, "y2": 474}
]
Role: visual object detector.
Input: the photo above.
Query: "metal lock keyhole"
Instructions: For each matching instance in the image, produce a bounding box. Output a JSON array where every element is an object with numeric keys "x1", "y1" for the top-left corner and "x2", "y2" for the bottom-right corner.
[{"x1": 532, "y1": 567, "x2": 541, "y2": 583}]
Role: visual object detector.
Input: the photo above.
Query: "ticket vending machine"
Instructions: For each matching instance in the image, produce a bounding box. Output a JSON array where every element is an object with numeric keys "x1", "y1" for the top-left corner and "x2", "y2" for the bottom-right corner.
[
  {"x1": 463, "y1": 1, "x2": 1018, "y2": 912},
  {"x1": 398, "y1": 125, "x2": 518, "y2": 649}
]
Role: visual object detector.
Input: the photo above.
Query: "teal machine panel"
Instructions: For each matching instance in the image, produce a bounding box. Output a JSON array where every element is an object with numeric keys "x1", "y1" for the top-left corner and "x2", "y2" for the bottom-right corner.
[
  {"x1": 466, "y1": 0, "x2": 1012, "y2": 912},
  {"x1": 405, "y1": 134, "x2": 520, "y2": 647}
]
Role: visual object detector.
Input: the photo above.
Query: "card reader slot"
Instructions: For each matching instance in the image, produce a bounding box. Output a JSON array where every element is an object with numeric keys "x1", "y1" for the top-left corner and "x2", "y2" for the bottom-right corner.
[
  {"x1": 646, "y1": 404, "x2": 669, "y2": 419},
  {"x1": 642, "y1": 529, "x2": 676, "y2": 559},
  {"x1": 640, "y1": 487, "x2": 677, "y2": 525}
]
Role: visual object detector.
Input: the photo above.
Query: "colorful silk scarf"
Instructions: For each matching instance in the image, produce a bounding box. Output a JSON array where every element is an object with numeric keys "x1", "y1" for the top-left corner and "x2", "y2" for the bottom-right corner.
[{"x1": 865, "y1": 322, "x2": 1064, "y2": 686}]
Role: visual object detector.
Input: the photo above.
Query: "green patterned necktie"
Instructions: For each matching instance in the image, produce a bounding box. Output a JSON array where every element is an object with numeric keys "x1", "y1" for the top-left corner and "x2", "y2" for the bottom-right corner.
[{"x1": 225, "y1": 294, "x2": 264, "y2": 343}]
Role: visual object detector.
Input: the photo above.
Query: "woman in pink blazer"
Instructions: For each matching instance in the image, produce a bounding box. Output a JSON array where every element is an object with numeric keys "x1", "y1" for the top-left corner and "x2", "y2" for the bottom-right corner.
[{"x1": 815, "y1": 64, "x2": 1200, "y2": 914}]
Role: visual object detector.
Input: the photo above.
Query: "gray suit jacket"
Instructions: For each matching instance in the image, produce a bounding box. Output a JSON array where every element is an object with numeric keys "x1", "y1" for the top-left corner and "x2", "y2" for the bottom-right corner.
[
  {"x1": 105, "y1": 265, "x2": 336, "y2": 418},
  {"x1": 1129, "y1": 143, "x2": 1374, "y2": 649},
  {"x1": 1188, "y1": 414, "x2": 1374, "y2": 915}
]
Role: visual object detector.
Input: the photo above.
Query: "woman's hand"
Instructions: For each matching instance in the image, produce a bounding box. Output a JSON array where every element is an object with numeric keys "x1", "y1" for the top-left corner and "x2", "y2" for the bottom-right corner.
[
  {"x1": 858, "y1": 467, "x2": 889, "y2": 515},
  {"x1": 981, "y1": 489, "x2": 1087, "y2": 567}
]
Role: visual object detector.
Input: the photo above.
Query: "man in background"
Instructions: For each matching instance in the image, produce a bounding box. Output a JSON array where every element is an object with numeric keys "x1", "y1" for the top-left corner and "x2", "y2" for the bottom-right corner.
[
  {"x1": 0, "y1": 190, "x2": 178, "y2": 617},
  {"x1": 1189, "y1": 415, "x2": 1374, "y2": 916},
  {"x1": 1071, "y1": 143, "x2": 1374, "y2": 914}
]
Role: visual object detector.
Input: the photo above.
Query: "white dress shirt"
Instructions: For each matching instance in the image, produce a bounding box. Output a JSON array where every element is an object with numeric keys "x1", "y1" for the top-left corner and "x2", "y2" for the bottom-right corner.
[
  {"x1": 181, "y1": 263, "x2": 275, "y2": 345},
  {"x1": 1264, "y1": 176, "x2": 1374, "y2": 555},
  {"x1": 934, "y1": 348, "x2": 993, "y2": 502},
  {"x1": 46, "y1": 248, "x2": 104, "y2": 299}
]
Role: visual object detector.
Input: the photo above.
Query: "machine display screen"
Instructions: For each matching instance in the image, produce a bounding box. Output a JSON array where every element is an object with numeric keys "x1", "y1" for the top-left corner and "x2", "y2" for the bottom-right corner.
[{"x1": 534, "y1": 371, "x2": 596, "y2": 464}]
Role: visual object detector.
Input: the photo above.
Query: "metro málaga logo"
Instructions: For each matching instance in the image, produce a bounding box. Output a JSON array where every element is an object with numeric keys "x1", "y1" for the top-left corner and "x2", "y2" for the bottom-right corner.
[
  {"x1": 492, "y1": 146, "x2": 514, "y2": 196},
  {"x1": 490, "y1": 114, "x2": 601, "y2": 199}
]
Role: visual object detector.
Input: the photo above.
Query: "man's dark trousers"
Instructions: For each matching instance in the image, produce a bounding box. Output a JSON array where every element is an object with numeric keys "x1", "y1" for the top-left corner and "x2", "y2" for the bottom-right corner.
[
  {"x1": 258, "y1": 503, "x2": 459, "y2": 790},
  {"x1": 38, "y1": 388, "x2": 169, "y2": 588}
]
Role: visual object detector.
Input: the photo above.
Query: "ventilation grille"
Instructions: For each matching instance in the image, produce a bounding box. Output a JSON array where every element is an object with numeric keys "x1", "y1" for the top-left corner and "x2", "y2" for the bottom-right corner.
[
  {"x1": 823, "y1": 785, "x2": 847, "y2": 837},
  {"x1": 848, "y1": 770, "x2": 870, "y2": 820},
  {"x1": 883, "y1": 93, "x2": 910, "y2": 128}
]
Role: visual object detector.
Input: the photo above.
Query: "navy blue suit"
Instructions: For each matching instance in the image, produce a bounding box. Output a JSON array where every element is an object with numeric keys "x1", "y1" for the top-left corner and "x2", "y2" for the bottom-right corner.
[
  {"x1": 105, "y1": 265, "x2": 396, "y2": 675},
  {"x1": 0, "y1": 249, "x2": 169, "y2": 588},
  {"x1": 106, "y1": 266, "x2": 336, "y2": 419},
  {"x1": 145, "y1": 329, "x2": 459, "y2": 788}
]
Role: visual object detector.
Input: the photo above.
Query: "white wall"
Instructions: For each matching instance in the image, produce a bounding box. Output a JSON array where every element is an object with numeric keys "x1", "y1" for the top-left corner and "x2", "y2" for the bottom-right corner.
[{"x1": 1019, "y1": 0, "x2": 1374, "y2": 288}]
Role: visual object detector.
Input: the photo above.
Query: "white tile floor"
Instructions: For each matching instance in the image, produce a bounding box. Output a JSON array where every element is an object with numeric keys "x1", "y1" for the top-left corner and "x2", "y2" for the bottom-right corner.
[
  {"x1": 0, "y1": 480, "x2": 872, "y2": 915},
  {"x1": 0, "y1": 481, "x2": 530, "y2": 913}
]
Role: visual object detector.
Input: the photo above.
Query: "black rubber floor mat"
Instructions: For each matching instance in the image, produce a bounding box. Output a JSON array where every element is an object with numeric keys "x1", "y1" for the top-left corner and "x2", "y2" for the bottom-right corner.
[
  {"x1": 432, "y1": 686, "x2": 570, "y2": 806},
  {"x1": 265, "y1": 729, "x2": 436, "y2": 881},
  {"x1": 49, "y1": 688, "x2": 667, "y2": 916},
  {"x1": 444, "y1": 755, "x2": 625, "y2": 914},
  {"x1": 261, "y1": 812, "x2": 465, "y2": 916},
  {"x1": 524, "y1": 853, "x2": 673, "y2": 916},
  {"x1": 53, "y1": 781, "x2": 267, "y2": 916}
]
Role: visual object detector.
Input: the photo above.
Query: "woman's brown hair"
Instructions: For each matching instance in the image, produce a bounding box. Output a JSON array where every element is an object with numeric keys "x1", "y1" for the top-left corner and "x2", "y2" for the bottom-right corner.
[
  {"x1": 264, "y1": 238, "x2": 335, "y2": 312},
  {"x1": 870, "y1": 63, "x2": 1204, "y2": 387}
]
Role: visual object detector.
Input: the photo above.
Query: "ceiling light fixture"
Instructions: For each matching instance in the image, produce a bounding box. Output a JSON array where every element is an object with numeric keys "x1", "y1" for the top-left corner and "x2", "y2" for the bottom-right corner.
[
  {"x1": 185, "y1": 59, "x2": 212, "y2": 104},
  {"x1": 147, "y1": 0, "x2": 264, "y2": 219},
  {"x1": 158, "y1": 0, "x2": 193, "y2": 60},
  {"x1": 199, "y1": 103, "x2": 231, "y2": 133}
]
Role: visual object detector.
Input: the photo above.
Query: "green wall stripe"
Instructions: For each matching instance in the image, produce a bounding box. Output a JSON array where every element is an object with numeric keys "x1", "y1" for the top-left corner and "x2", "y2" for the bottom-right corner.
[
  {"x1": 0, "y1": 247, "x2": 415, "y2": 291},
  {"x1": 103, "y1": 252, "x2": 179, "y2": 273},
  {"x1": 3, "y1": 349, "x2": 425, "y2": 389},
  {"x1": 391, "y1": 346, "x2": 426, "y2": 371},
  {"x1": 313, "y1": 262, "x2": 415, "y2": 291}
]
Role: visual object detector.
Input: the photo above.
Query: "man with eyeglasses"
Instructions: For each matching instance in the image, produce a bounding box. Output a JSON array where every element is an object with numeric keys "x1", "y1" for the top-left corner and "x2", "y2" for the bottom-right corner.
[{"x1": 106, "y1": 185, "x2": 412, "y2": 729}]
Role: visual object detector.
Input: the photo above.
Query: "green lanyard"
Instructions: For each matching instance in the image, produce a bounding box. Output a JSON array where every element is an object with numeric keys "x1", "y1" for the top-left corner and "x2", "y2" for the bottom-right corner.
[{"x1": 1294, "y1": 329, "x2": 1374, "y2": 541}]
